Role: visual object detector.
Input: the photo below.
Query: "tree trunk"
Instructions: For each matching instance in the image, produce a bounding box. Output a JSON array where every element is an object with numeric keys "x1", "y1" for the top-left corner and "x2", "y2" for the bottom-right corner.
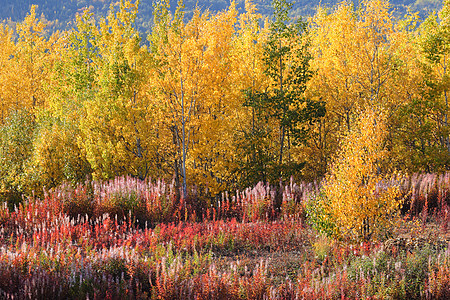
[{"x1": 180, "y1": 67, "x2": 187, "y2": 198}]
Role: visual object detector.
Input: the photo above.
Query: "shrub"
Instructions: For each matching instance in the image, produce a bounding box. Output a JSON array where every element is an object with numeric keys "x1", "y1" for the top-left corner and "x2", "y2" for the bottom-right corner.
[
  {"x1": 321, "y1": 108, "x2": 403, "y2": 241},
  {"x1": 0, "y1": 110, "x2": 36, "y2": 207},
  {"x1": 305, "y1": 192, "x2": 337, "y2": 237}
]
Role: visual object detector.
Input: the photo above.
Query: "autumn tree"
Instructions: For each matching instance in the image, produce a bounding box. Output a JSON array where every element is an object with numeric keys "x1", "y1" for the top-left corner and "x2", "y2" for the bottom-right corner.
[
  {"x1": 188, "y1": 4, "x2": 250, "y2": 195},
  {"x1": 309, "y1": 0, "x2": 400, "y2": 128},
  {"x1": 29, "y1": 9, "x2": 97, "y2": 188},
  {"x1": 306, "y1": 0, "x2": 421, "y2": 177},
  {"x1": 149, "y1": 0, "x2": 246, "y2": 197},
  {"x1": 0, "y1": 6, "x2": 60, "y2": 123},
  {"x1": 379, "y1": 0, "x2": 450, "y2": 173},
  {"x1": 223, "y1": 1, "x2": 271, "y2": 188},
  {"x1": 0, "y1": 6, "x2": 66, "y2": 193},
  {"x1": 149, "y1": 0, "x2": 202, "y2": 197},
  {"x1": 33, "y1": 0, "x2": 157, "y2": 189},
  {"x1": 232, "y1": 1, "x2": 272, "y2": 187},
  {"x1": 14, "y1": 5, "x2": 60, "y2": 110},
  {"x1": 0, "y1": 23, "x2": 16, "y2": 123},
  {"x1": 78, "y1": 0, "x2": 159, "y2": 181},
  {"x1": 408, "y1": 0, "x2": 450, "y2": 170},
  {"x1": 320, "y1": 108, "x2": 402, "y2": 241}
]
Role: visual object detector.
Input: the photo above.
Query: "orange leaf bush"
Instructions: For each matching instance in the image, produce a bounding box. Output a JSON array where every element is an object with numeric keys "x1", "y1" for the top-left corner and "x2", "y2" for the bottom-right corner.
[{"x1": 321, "y1": 108, "x2": 403, "y2": 241}]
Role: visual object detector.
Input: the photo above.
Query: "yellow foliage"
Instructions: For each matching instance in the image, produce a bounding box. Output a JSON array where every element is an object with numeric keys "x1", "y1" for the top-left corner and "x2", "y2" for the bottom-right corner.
[
  {"x1": 77, "y1": 0, "x2": 160, "y2": 180},
  {"x1": 148, "y1": 1, "x2": 264, "y2": 195},
  {"x1": 305, "y1": 0, "x2": 422, "y2": 177},
  {"x1": 0, "y1": 23, "x2": 16, "y2": 122},
  {"x1": 322, "y1": 107, "x2": 403, "y2": 241},
  {"x1": 0, "y1": 0, "x2": 447, "y2": 199}
]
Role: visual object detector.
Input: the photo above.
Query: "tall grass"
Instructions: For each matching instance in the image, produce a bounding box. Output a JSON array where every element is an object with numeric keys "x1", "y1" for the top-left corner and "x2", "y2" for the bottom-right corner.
[
  {"x1": 401, "y1": 173, "x2": 450, "y2": 226},
  {"x1": 42, "y1": 176, "x2": 320, "y2": 224},
  {"x1": 0, "y1": 173, "x2": 448, "y2": 298}
]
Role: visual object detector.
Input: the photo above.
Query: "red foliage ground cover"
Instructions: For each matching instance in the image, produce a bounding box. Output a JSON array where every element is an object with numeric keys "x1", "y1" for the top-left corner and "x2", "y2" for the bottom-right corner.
[{"x1": 0, "y1": 174, "x2": 448, "y2": 299}]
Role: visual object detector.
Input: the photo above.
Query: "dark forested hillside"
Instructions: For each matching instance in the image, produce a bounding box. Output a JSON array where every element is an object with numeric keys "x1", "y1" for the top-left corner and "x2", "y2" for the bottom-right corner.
[{"x1": 0, "y1": 0, "x2": 443, "y2": 32}]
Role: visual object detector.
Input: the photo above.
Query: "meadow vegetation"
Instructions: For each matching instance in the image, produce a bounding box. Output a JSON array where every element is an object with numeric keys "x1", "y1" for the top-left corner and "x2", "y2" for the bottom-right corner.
[{"x1": 0, "y1": 174, "x2": 448, "y2": 298}]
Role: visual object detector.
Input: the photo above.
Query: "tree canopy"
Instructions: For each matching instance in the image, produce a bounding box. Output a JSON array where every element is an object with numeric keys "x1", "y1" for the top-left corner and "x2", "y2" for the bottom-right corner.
[{"x1": 0, "y1": 0, "x2": 449, "y2": 203}]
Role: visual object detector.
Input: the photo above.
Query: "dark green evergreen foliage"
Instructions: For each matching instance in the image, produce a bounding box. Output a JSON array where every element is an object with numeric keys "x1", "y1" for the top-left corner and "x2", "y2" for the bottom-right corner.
[
  {"x1": 263, "y1": 0, "x2": 324, "y2": 177},
  {"x1": 234, "y1": 0, "x2": 325, "y2": 187},
  {"x1": 263, "y1": 16, "x2": 325, "y2": 146},
  {"x1": 235, "y1": 89, "x2": 278, "y2": 186},
  {"x1": 266, "y1": 1, "x2": 326, "y2": 134}
]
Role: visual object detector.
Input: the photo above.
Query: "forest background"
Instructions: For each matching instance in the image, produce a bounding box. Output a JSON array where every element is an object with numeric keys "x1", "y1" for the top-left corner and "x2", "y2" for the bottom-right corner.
[{"x1": 0, "y1": 0, "x2": 449, "y2": 206}]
